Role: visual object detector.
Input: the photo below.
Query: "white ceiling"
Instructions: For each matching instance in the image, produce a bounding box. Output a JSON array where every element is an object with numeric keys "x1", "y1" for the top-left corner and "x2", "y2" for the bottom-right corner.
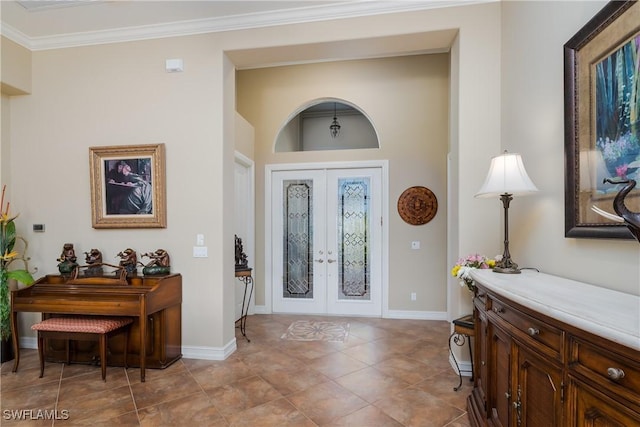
[{"x1": 0, "y1": 0, "x2": 490, "y2": 51}]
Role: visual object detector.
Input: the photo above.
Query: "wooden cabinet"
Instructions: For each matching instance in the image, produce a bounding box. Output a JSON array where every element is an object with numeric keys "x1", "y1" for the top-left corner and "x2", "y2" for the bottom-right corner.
[
  {"x1": 470, "y1": 291, "x2": 489, "y2": 422},
  {"x1": 488, "y1": 321, "x2": 511, "y2": 427},
  {"x1": 468, "y1": 274, "x2": 640, "y2": 427},
  {"x1": 513, "y1": 342, "x2": 563, "y2": 426}
]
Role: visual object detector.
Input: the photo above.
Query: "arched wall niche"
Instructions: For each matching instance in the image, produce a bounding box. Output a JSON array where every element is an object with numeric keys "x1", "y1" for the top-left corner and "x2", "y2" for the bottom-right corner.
[{"x1": 274, "y1": 98, "x2": 380, "y2": 152}]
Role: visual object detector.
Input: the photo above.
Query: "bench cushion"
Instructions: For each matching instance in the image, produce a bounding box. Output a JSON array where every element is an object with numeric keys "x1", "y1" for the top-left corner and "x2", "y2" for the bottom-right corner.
[{"x1": 31, "y1": 317, "x2": 133, "y2": 334}]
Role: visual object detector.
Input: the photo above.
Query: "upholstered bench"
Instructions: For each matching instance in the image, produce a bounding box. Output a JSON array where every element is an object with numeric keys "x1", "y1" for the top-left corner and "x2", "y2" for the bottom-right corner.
[{"x1": 31, "y1": 316, "x2": 133, "y2": 381}]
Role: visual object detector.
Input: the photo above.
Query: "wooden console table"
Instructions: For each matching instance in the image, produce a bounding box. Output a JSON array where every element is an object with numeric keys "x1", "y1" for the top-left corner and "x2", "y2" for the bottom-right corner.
[{"x1": 468, "y1": 269, "x2": 639, "y2": 427}]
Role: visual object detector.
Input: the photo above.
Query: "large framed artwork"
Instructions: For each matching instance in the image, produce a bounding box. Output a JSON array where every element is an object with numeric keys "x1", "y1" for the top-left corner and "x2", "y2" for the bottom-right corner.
[
  {"x1": 89, "y1": 143, "x2": 166, "y2": 229},
  {"x1": 564, "y1": 0, "x2": 639, "y2": 239}
]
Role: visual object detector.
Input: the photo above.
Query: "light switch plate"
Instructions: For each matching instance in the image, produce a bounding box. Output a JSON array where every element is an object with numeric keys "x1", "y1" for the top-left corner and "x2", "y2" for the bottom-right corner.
[{"x1": 411, "y1": 241, "x2": 420, "y2": 250}]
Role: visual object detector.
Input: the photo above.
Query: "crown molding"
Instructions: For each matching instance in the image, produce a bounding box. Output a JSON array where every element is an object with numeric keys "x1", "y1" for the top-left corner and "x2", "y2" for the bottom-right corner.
[{"x1": 1, "y1": 0, "x2": 492, "y2": 51}]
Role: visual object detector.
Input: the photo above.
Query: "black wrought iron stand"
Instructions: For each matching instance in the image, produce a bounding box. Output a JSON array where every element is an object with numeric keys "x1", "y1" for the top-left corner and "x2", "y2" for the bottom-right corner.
[
  {"x1": 235, "y1": 268, "x2": 254, "y2": 342},
  {"x1": 449, "y1": 314, "x2": 475, "y2": 391}
]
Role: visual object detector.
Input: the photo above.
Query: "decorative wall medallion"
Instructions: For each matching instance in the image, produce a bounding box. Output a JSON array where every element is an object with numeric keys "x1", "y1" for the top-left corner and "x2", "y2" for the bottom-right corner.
[{"x1": 397, "y1": 186, "x2": 438, "y2": 225}]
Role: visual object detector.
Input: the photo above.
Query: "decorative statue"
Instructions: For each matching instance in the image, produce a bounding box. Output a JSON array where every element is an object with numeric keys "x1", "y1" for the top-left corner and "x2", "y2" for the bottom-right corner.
[
  {"x1": 83, "y1": 248, "x2": 104, "y2": 276},
  {"x1": 141, "y1": 249, "x2": 170, "y2": 276},
  {"x1": 57, "y1": 243, "x2": 78, "y2": 275},
  {"x1": 116, "y1": 248, "x2": 138, "y2": 276},
  {"x1": 604, "y1": 178, "x2": 640, "y2": 243},
  {"x1": 235, "y1": 235, "x2": 248, "y2": 270}
]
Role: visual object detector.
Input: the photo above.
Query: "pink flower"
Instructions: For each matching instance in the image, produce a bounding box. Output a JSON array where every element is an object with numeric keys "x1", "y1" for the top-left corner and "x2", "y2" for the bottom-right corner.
[{"x1": 616, "y1": 164, "x2": 628, "y2": 178}]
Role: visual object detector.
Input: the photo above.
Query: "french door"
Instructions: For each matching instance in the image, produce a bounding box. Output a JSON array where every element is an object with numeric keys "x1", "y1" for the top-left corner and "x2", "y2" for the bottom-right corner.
[{"x1": 271, "y1": 167, "x2": 382, "y2": 316}]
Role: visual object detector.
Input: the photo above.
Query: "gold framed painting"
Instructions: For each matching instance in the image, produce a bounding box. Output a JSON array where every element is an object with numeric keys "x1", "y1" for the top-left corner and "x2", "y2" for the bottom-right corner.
[
  {"x1": 564, "y1": 0, "x2": 639, "y2": 239},
  {"x1": 89, "y1": 143, "x2": 166, "y2": 229}
]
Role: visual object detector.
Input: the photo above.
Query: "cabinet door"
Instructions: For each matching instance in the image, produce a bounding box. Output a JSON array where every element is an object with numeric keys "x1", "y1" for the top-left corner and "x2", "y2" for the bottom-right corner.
[
  {"x1": 568, "y1": 377, "x2": 640, "y2": 426},
  {"x1": 474, "y1": 305, "x2": 489, "y2": 414},
  {"x1": 488, "y1": 322, "x2": 512, "y2": 427},
  {"x1": 514, "y1": 342, "x2": 563, "y2": 426}
]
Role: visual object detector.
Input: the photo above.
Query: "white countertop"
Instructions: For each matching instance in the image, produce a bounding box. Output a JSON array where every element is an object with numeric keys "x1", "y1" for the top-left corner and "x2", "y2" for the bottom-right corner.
[{"x1": 470, "y1": 269, "x2": 640, "y2": 351}]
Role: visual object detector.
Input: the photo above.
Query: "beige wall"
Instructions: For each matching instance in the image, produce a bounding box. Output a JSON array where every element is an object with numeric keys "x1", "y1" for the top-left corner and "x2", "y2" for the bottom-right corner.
[
  {"x1": 501, "y1": 0, "x2": 639, "y2": 294},
  {"x1": 1, "y1": 36, "x2": 32, "y2": 95},
  {"x1": 8, "y1": 34, "x2": 235, "y2": 350},
  {"x1": 5, "y1": 1, "x2": 632, "y2": 356},
  {"x1": 237, "y1": 54, "x2": 451, "y2": 313},
  {"x1": 4, "y1": 2, "x2": 503, "y2": 353}
]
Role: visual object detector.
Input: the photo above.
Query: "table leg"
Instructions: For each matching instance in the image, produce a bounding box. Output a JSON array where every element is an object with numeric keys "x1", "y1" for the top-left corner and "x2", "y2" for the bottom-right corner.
[
  {"x1": 236, "y1": 275, "x2": 254, "y2": 342},
  {"x1": 449, "y1": 332, "x2": 463, "y2": 391}
]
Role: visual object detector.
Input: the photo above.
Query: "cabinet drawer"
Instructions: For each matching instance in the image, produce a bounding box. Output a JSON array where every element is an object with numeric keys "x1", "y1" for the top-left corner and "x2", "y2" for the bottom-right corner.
[
  {"x1": 488, "y1": 295, "x2": 563, "y2": 356},
  {"x1": 570, "y1": 337, "x2": 640, "y2": 406}
]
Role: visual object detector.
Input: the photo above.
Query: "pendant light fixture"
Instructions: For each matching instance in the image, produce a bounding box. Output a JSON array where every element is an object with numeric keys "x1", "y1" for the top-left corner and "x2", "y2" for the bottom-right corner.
[{"x1": 329, "y1": 102, "x2": 341, "y2": 138}]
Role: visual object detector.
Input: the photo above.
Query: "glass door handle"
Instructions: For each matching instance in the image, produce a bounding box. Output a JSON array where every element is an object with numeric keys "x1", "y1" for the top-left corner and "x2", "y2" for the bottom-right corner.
[
  {"x1": 327, "y1": 259, "x2": 337, "y2": 263},
  {"x1": 314, "y1": 259, "x2": 324, "y2": 263}
]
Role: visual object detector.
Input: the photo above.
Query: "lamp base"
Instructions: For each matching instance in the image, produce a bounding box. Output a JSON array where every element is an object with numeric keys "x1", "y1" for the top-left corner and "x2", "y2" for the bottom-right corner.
[
  {"x1": 493, "y1": 257, "x2": 521, "y2": 274},
  {"x1": 493, "y1": 266, "x2": 521, "y2": 274}
]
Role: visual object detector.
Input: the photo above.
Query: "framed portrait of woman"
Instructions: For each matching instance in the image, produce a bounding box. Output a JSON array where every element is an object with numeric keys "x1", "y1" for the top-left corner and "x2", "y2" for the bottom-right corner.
[{"x1": 89, "y1": 143, "x2": 166, "y2": 228}]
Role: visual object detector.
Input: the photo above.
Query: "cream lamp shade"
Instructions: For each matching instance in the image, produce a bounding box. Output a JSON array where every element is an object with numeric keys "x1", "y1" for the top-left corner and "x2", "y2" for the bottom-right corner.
[{"x1": 476, "y1": 151, "x2": 538, "y2": 197}]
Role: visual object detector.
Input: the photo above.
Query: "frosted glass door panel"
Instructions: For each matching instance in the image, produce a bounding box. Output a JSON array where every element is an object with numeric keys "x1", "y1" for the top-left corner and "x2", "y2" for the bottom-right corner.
[
  {"x1": 271, "y1": 167, "x2": 381, "y2": 316},
  {"x1": 272, "y1": 170, "x2": 326, "y2": 314}
]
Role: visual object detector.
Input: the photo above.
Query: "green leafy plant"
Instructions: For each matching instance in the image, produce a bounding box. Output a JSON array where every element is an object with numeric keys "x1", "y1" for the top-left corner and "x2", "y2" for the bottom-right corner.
[{"x1": 0, "y1": 185, "x2": 34, "y2": 341}]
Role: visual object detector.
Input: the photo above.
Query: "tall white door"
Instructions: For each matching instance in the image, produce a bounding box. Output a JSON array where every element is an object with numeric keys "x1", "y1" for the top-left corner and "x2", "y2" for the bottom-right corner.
[{"x1": 271, "y1": 167, "x2": 382, "y2": 316}]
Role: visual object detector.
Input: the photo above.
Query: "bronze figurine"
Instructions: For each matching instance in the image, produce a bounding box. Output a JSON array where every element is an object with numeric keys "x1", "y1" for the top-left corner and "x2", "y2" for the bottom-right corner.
[
  {"x1": 235, "y1": 235, "x2": 248, "y2": 271},
  {"x1": 57, "y1": 243, "x2": 78, "y2": 275},
  {"x1": 116, "y1": 248, "x2": 138, "y2": 276},
  {"x1": 604, "y1": 178, "x2": 640, "y2": 242},
  {"x1": 83, "y1": 248, "x2": 104, "y2": 276},
  {"x1": 141, "y1": 249, "x2": 170, "y2": 276}
]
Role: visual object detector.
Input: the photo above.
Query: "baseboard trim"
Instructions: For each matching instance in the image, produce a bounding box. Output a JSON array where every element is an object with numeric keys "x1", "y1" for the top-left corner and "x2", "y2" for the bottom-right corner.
[
  {"x1": 19, "y1": 337, "x2": 37, "y2": 349},
  {"x1": 253, "y1": 306, "x2": 447, "y2": 320},
  {"x1": 384, "y1": 310, "x2": 448, "y2": 320},
  {"x1": 182, "y1": 338, "x2": 237, "y2": 360},
  {"x1": 18, "y1": 337, "x2": 238, "y2": 361},
  {"x1": 449, "y1": 352, "x2": 473, "y2": 378}
]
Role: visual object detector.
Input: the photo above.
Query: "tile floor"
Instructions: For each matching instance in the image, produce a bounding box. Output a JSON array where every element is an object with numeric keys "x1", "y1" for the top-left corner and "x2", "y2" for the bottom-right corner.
[{"x1": 1, "y1": 314, "x2": 473, "y2": 426}]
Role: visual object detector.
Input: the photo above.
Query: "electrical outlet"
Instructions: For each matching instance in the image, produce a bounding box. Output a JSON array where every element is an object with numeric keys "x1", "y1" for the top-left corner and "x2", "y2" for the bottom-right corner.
[{"x1": 411, "y1": 292, "x2": 417, "y2": 301}]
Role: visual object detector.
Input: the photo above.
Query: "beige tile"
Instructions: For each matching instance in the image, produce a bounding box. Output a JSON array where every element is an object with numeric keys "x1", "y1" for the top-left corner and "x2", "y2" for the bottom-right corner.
[
  {"x1": 373, "y1": 355, "x2": 432, "y2": 384},
  {"x1": 126, "y1": 359, "x2": 186, "y2": 384},
  {"x1": 259, "y1": 365, "x2": 329, "y2": 395},
  {"x1": 226, "y1": 397, "x2": 315, "y2": 427},
  {"x1": 58, "y1": 367, "x2": 129, "y2": 398},
  {"x1": 335, "y1": 366, "x2": 411, "y2": 403},
  {"x1": 307, "y1": 351, "x2": 368, "y2": 379},
  {"x1": 57, "y1": 385, "x2": 136, "y2": 425},
  {"x1": 287, "y1": 380, "x2": 368, "y2": 425},
  {"x1": 340, "y1": 341, "x2": 399, "y2": 365},
  {"x1": 322, "y1": 404, "x2": 405, "y2": 427},
  {"x1": 375, "y1": 386, "x2": 465, "y2": 427},
  {"x1": 189, "y1": 357, "x2": 254, "y2": 392},
  {"x1": 5, "y1": 315, "x2": 476, "y2": 427},
  {"x1": 138, "y1": 391, "x2": 226, "y2": 427},
  {"x1": 207, "y1": 375, "x2": 282, "y2": 417},
  {"x1": 1, "y1": 380, "x2": 60, "y2": 413},
  {"x1": 445, "y1": 413, "x2": 472, "y2": 426},
  {"x1": 240, "y1": 348, "x2": 307, "y2": 374},
  {"x1": 130, "y1": 371, "x2": 202, "y2": 410},
  {"x1": 413, "y1": 369, "x2": 473, "y2": 411}
]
